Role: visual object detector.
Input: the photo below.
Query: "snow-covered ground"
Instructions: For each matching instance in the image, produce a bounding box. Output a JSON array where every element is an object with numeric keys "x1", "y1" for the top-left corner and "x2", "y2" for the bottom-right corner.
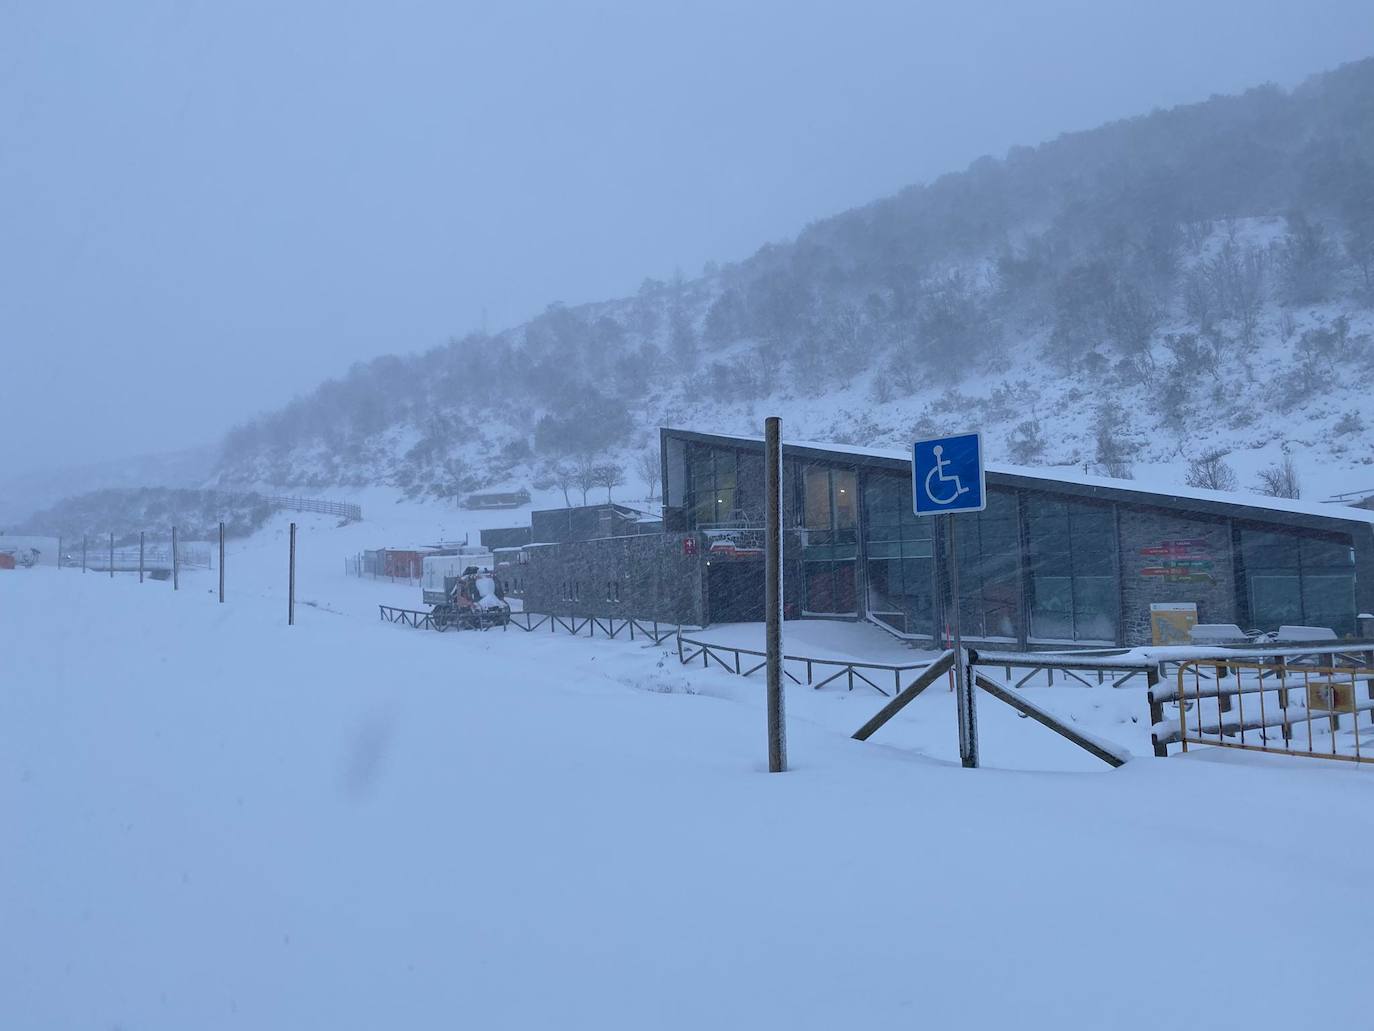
[{"x1": 4, "y1": 499, "x2": 1373, "y2": 1029}]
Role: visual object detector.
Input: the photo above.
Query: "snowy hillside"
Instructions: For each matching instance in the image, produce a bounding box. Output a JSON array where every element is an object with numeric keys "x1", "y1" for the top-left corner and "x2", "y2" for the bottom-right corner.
[
  {"x1": 212, "y1": 60, "x2": 1374, "y2": 503},
  {"x1": 6, "y1": 491, "x2": 1374, "y2": 1029}
]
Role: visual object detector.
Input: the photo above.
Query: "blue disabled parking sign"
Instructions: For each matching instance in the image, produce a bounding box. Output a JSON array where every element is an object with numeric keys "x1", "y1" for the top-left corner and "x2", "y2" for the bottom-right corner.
[{"x1": 913, "y1": 432, "x2": 986, "y2": 515}]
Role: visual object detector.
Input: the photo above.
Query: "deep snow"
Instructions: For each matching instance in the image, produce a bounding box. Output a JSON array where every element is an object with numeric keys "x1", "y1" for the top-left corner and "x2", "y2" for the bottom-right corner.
[{"x1": 4, "y1": 502, "x2": 1373, "y2": 1030}]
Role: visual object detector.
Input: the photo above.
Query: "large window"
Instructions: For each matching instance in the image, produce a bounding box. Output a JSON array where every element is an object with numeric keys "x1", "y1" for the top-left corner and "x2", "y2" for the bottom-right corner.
[
  {"x1": 1026, "y1": 495, "x2": 1118, "y2": 643},
  {"x1": 802, "y1": 464, "x2": 858, "y2": 614},
  {"x1": 682, "y1": 444, "x2": 762, "y2": 528},
  {"x1": 665, "y1": 436, "x2": 687, "y2": 509},
  {"x1": 952, "y1": 489, "x2": 1021, "y2": 641},
  {"x1": 863, "y1": 472, "x2": 936, "y2": 635},
  {"x1": 1240, "y1": 529, "x2": 1356, "y2": 636}
]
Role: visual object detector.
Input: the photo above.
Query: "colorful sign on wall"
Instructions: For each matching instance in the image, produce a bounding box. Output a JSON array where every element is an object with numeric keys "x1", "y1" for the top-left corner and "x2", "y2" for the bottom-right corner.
[
  {"x1": 1139, "y1": 538, "x2": 1214, "y2": 583},
  {"x1": 704, "y1": 528, "x2": 764, "y2": 559}
]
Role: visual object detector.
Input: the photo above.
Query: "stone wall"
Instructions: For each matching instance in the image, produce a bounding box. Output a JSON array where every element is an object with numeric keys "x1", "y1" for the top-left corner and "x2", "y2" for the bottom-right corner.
[
  {"x1": 1117, "y1": 506, "x2": 1237, "y2": 644},
  {"x1": 521, "y1": 533, "x2": 706, "y2": 626}
]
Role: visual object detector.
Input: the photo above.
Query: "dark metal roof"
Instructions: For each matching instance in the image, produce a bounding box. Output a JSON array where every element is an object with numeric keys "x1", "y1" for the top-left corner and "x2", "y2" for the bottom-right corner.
[{"x1": 662, "y1": 427, "x2": 1374, "y2": 538}]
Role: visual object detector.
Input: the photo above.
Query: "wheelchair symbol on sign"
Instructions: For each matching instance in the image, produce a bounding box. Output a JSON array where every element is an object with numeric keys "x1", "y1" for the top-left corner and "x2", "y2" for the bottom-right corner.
[{"x1": 924, "y1": 445, "x2": 970, "y2": 506}]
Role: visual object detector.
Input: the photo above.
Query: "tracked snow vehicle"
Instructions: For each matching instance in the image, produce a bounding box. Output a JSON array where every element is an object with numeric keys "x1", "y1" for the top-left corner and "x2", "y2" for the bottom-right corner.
[{"x1": 421, "y1": 554, "x2": 509, "y2": 630}]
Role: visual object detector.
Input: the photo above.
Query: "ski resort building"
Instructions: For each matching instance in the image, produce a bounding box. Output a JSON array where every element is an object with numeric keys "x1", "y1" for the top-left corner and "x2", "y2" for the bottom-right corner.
[{"x1": 514, "y1": 428, "x2": 1374, "y2": 647}]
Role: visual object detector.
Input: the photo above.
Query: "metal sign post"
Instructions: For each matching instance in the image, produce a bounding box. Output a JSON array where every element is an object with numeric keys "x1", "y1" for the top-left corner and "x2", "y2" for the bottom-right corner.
[{"x1": 913, "y1": 432, "x2": 986, "y2": 769}]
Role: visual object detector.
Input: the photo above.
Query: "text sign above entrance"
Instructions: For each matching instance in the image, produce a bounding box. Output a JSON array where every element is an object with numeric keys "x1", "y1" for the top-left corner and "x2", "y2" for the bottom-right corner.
[{"x1": 912, "y1": 432, "x2": 986, "y2": 515}]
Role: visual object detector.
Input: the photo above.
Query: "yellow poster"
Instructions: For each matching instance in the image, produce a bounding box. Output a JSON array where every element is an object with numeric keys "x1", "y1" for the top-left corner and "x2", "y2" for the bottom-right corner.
[{"x1": 1150, "y1": 602, "x2": 1198, "y2": 645}]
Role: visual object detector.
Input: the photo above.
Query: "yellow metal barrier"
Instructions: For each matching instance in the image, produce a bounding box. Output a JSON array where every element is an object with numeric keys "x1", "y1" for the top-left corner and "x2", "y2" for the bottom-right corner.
[{"x1": 1172, "y1": 659, "x2": 1374, "y2": 763}]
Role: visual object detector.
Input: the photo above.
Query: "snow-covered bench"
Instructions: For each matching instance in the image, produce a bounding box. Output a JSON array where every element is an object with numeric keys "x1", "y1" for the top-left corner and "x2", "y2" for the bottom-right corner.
[{"x1": 1189, "y1": 624, "x2": 1250, "y2": 645}]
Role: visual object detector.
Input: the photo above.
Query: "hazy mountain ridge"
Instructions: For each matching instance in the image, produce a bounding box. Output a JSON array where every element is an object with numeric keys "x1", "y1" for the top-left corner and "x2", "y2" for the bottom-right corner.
[
  {"x1": 0, "y1": 445, "x2": 217, "y2": 528},
  {"x1": 13, "y1": 488, "x2": 280, "y2": 546},
  {"x1": 212, "y1": 58, "x2": 1374, "y2": 501}
]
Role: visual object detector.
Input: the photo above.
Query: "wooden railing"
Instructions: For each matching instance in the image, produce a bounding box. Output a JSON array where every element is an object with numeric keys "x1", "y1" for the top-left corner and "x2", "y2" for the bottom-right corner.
[
  {"x1": 509, "y1": 612, "x2": 680, "y2": 644},
  {"x1": 262, "y1": 495, "x2": 362, "y2": 521},
  {"x1": 674, "y1": 631, "x2": 937, "y2": 697}
]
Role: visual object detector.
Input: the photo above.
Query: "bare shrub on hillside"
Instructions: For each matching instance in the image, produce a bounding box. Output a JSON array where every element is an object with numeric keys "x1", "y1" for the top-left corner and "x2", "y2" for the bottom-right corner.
[
  {"x1": 1006, "y1": 419, "x2": 1047, "y2": 465},
  {"x1": 1185, "y1": 451, "x2": 1238, "y2": 492},
  {"x1": 1255, "y1": 455, "x2": 1302, "y2": 499}
]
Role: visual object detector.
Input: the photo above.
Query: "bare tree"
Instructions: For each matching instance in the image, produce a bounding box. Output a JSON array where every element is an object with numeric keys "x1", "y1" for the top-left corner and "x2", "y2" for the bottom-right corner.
[
  {"x1": 1185, "y1": 451, "x2": 1238, "y2": 492},
  {"x1": 1255, "y1": 455, "x2": 1301, "y2": 500},
  {"x1": 573, "y1": 453, "x2": 599, "y2": 506},
  {"x1": 1206, "y1": 238, "x2": 1266, "y2": 348},
  {"x1": 592, "y1": 462, "x2": 625, "y2": 503},
  {"x1": 549, "y1": 463, "x2": 576, "y2": 507},
  {"x1": 635, "y1": 448, "x2": 663, "y2": 502}
]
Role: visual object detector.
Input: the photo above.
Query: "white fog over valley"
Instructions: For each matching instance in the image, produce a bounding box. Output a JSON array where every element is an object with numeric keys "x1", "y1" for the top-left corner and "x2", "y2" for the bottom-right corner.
[{"x1": 4, "y1": 3, "x2": 1374, "y2": 1029}]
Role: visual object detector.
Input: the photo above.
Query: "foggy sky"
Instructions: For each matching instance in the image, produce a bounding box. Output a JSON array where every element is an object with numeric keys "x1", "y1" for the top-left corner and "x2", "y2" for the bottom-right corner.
[{"x1": 3, "y1": 0, "x2": 1372, "y2": 479}]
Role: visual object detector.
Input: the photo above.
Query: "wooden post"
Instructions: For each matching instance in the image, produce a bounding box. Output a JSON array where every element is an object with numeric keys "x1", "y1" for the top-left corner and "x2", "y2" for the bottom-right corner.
[
  {"x1": 972, "y1": 671, "x2": 1128, "y2": 768},
  {"x1": 218, "y1": 522, "x2": 225, "y2": 603},
  {"x1": 172, "y1": 526, "x2": 179, "y2": 590},
  {"x1": 109, "y1": 533, "x2": 114, "y2": 579},
  {"x1": 288, "y1": 522, "x2": 296, "y2": 626},
  {"x1": 853, "y1": 650, "x2": 957, "y2": 741},
  {"x1": 1146, "y1": 665, "x2": 1167, "y2": 758},
  {"x1": 764, "y1": 416, "x2": 787, "y2": 773},
  {"x1": 139, "y1": 531, "x2": 145, "y2": 583}
]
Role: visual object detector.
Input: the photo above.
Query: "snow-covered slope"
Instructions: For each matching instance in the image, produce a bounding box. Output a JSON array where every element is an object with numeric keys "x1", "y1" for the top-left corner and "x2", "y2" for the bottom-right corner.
[{"x1": 216, "y1": 217, "x2": 1374, "y2": 504}]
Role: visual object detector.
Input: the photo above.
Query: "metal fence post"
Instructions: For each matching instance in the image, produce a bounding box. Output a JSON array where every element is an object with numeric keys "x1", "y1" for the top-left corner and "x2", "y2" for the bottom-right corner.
[
  {"x1": 764, "y1": 415, "x2": 787, "y2": 773},
  {"x1": 57, "y1": 535, "x2": 61, "y2": 571},
  {"x1": 288, "y1": 522, "x2": 296, "y2": 626},
  {"x1": 109, "y1": 533, "x2": 114, "y2": 579},
  {"x1": 172, "y1": 526, "x2": 179, "y2": 590},
  {"x1": 82, "y1": 536, "x2": 86, "y2": 573},
  {"x1": 139, "y1": 531, "x2": 144, "y2": 583},
  {"x1": 218, "y1": 522, "x2": 225, "y2": 603}
]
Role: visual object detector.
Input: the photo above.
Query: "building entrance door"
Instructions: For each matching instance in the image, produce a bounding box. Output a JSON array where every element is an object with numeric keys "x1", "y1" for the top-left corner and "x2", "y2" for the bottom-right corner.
[{"x1": 707, "y1": 561, "x2": 765, "y2": 623}]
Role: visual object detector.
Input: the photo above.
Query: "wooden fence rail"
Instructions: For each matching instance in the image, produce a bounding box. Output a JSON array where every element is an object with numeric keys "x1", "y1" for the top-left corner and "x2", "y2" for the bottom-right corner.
[{"x1": 675, "y1": 632, "x2": 937, "y2": 697}]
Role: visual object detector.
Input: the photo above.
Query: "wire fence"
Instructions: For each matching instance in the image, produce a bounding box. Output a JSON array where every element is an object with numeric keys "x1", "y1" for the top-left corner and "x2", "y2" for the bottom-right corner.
[{"x1": 63, "y1": 534, "x2": 213, "y2": 575}]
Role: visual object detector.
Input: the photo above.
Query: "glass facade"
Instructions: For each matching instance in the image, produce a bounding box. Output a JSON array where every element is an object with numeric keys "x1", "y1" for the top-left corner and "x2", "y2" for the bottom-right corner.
[
  {"x1": 863, "y1": 477, "x2": 1020, "y2": 640},
  {"x1": 951, "y1": 489, "x2": 1021, "y2": 641},
  {"x1": 863, "y1": 472, "x2": 936, "y2": 635},
  {"x1": 1239, "y1": 528, "x2": 1356, "y2": 636},
  {"x1": 1026, "y1": 494, "x2": 1118, "y2": 643},
  {"x1": 661, "y1": 433, "x2": 1364, "y2": 644}
]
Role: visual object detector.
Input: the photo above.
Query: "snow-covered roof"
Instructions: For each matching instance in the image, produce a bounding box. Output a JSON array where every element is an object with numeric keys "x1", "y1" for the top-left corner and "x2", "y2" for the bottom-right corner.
[{"x1": 665, "y1": 428, "x2": 1374, "y2": 529}]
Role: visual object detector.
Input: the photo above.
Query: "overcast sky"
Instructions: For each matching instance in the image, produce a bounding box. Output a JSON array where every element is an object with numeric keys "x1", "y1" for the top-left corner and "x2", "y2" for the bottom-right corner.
[{"x1": 3, "y1": 1, "x2": 1372, "y2": 479}]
